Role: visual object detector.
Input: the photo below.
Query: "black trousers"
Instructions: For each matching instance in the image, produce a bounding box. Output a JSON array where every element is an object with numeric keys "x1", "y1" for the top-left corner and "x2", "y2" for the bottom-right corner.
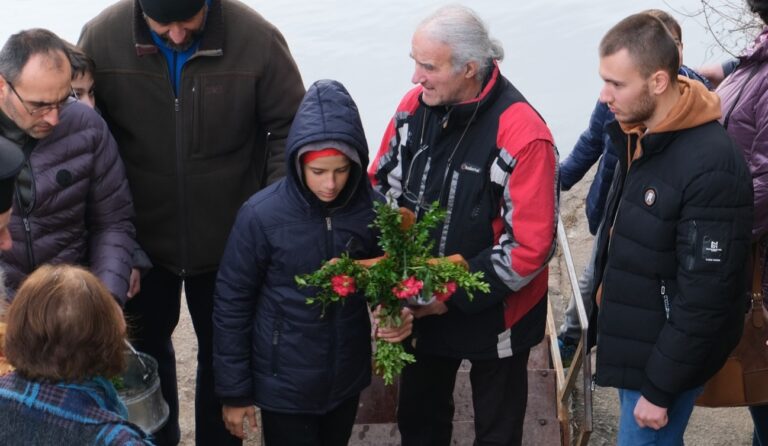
[
  {"x1": 750, "y1": 404, "x2": 768, "y2": 446},
  {"x1": 397, "y1": 349, "x2": 530, "y2": 446},
  {"x1": 124, "y1": 266, "x2": 240, "y2": 446},
  {"x1": 260, "y1": 394, "x2": 360, "y2": 446}
]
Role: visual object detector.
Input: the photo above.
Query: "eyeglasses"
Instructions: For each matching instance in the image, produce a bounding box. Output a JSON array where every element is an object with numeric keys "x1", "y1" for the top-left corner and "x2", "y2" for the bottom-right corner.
[
  {"x1": 401, "y1": 143, "x2": 433, "y2": 212},
  {"x1": 6, "y1": 81, "x2": 76, "y2": 117}
]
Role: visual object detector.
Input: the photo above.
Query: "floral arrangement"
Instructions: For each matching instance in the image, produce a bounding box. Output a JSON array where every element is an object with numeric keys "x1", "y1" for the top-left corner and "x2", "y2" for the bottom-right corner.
[{"x1": 295, "y1": 201, "x2": 490, "y2": 385}]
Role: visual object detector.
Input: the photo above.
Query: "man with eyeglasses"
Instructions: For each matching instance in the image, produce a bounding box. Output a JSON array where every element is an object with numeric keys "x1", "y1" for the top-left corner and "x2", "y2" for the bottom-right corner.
[
  {"x1": 79, "y1": 0, "x2": 305, "y2": 444},
  {"x1": 0, "y1": 29, "x2": 135, "y2": 304}
]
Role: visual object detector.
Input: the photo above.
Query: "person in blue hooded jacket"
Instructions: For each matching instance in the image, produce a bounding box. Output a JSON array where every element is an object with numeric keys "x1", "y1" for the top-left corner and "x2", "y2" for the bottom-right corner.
[{"x1": 212, "y1": 79, "x2": 413, "y2": 445}]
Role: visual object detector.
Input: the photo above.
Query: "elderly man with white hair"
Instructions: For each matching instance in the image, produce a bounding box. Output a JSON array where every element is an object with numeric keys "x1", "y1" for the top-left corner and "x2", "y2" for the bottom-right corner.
[{"x1": 370, "y1": 5, "x2": 559, "y2": 445}]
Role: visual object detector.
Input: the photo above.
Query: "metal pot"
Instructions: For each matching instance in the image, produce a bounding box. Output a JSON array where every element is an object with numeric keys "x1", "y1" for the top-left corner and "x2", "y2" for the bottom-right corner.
[{"x1": 118, "y1": 351, "x2": 169, "y2": 434}]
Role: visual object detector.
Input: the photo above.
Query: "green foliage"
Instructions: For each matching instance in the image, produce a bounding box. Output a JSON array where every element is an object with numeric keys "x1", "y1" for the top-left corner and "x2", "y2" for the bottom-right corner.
[
  {"x1": 429, "y1": 259, "x2": 490, "y2": 300},
  {"x1": 374, "y1": 340, "x2": 415, "y2": 385},
  {"x1": 110, "y1": 375, "x2": 125, "y2": 391},
  {"x1": 295, "y1": 255, "x2": 366, "y2": 316},
  {"x1": 296, "y1": 200, "x2": 490, "y2": 384}
]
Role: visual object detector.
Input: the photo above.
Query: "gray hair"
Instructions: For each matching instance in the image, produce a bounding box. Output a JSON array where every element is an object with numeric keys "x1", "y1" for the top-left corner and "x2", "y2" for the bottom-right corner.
[
  {"x1": 0, "y1": 29, "x2": 69, "y2": 84},
  {"x1": 417, "y1": 5, "x2": 504, "y2": 81}
]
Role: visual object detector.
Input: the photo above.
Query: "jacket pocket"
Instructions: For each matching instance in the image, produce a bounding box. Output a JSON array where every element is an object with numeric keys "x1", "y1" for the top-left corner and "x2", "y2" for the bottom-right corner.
[
  {"x1": 457, "y1": 154, "x2": 501, "y2": 256},
  {"x1": 189, "y1": 75, "x2": 257, "y2": 159},
  {"x1": 270, "y1": 318, "x2": 282, "y2": 376}
]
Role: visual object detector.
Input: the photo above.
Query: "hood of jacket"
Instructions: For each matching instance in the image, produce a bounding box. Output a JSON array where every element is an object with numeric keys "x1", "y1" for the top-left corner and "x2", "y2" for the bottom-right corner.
[
  {"x1": 741, "y1": 26, "x2": 768, "y2": 62},
  {"x1": 619, "y1": 77, "x2": 722, "y2": 161},
  {"x1": 650, "y1": 77, "x2": 722, "y2": 134},
  {"x1": 285, "y1": 79, "x2": 370, "y2": 209}
]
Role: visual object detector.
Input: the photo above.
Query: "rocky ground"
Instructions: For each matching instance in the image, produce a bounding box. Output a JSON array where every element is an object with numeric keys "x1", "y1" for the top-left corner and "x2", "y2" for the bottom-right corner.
[{"x1": 171, "y1": 166, "x2": 755, "y2": 445}]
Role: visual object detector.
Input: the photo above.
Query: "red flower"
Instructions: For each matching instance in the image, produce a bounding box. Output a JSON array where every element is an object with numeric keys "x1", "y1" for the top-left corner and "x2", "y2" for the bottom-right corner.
[
  {"x1": 331, "y1": 275, "x2": 356, "y2": 297},
  {"x1": 392, "y1": 276, "x2": 424, "y2": 299},
  {"x1": 434, "y1": 281, "x2": 457, "y2": 302}
]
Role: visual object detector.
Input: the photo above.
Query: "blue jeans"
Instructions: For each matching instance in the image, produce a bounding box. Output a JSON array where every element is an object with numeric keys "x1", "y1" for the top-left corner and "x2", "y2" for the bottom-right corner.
[{"x1": 617, "y1": 387, "x2": 703, "y2": 446}]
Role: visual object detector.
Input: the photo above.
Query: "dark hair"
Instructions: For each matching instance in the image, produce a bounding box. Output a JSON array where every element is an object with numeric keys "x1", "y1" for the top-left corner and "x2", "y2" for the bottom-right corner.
[
  {"x1": 599, "y1": 13, "x2": 679, "y2": 81},
  {"x1": 4, "y1": 264, "x2": 126, "y2": 382},
  {"x1": 643, "y1": 9, "x2": 682, "y2": 41},
  {"x1": 0, "y1": 28, "x2": 70, "y2": 84},
  {"x1": 65, "y1": 42, "x2": 95, "y2": 80},
  {"x1": 747, "y1": 0, "x2": 768, "y2": 24}
]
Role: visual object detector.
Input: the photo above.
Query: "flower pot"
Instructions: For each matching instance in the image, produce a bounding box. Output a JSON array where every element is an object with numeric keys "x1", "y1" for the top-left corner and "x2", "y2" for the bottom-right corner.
[{"x1": 118, "y1": 351, "x2": 169, "y2": 434}]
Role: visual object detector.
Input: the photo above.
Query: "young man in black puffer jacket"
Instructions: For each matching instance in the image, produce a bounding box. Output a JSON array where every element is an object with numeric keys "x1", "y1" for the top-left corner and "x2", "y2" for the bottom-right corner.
[{"x1": 590, "y1": 13, "x2": 753, "y2": 444}]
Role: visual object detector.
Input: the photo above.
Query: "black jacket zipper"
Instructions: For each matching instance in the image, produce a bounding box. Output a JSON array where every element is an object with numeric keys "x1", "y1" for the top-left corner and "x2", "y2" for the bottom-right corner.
[{"x1": 660, "y1": 279, "x2": 670, "y2": 320}]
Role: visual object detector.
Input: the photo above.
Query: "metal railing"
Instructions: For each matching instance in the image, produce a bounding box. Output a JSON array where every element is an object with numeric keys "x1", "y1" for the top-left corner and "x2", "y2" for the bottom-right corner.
[{"x1": 549, "y1": 217, "x2": 593, "y2": 446}]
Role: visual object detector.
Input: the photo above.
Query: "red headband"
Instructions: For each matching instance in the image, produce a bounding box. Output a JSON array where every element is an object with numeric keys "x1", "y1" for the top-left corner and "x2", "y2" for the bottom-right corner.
[{"x1": 301, "y1": 148, "x2": 345, "y2": 164}]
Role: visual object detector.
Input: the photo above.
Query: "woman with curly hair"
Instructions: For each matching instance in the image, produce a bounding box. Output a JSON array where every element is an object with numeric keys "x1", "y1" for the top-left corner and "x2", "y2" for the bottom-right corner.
[{"x1": 0, "y1": 264, "x2": 153, "y2": 445}]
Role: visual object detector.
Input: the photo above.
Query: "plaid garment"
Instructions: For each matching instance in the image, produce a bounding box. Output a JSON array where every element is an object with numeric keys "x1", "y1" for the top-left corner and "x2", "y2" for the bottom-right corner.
[{"x1": 0, "y1": 372, "x2": 154, "y2": 445}]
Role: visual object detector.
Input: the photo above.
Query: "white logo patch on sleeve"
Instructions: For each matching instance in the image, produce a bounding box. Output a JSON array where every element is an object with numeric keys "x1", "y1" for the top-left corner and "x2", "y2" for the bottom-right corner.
[{"x1": 702, "y1": 236, "x2": 724, "y2": 263}]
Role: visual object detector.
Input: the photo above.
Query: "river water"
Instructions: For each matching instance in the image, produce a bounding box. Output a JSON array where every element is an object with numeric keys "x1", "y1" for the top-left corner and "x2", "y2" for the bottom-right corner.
[{"x1": 2, "y1": 0, "x2": 736, "y2": 155}]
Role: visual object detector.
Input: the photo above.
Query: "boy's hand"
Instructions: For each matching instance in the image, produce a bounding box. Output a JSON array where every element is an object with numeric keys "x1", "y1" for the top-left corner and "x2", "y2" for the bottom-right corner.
[{"x1": 222, "y1": 405, "x2": 258, "y2": 439}]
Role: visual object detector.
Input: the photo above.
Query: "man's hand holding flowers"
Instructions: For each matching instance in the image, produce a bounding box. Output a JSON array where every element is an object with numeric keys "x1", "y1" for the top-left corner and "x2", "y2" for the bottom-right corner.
[
  {"x1": 373, "y1": 305, "x2": 414, "y2": 343},
  {"x1": 296, "y1": 203, "x2": 488, "y2": 384}
]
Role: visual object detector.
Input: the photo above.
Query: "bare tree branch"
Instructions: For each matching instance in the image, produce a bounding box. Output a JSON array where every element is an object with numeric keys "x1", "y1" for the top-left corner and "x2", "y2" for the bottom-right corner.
[{"x1": 669, "y1": 0, "x2": 763, "y2": 57}]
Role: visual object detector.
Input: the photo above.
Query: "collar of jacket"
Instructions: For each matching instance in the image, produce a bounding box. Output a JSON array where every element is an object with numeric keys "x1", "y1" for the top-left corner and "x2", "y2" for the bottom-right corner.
[
  {"x1": 419, "y1": 61, "x2": 504, "y2": 130},
  {"x1": 132, "y1": 0, "x2": 225, "y2": 57},
  {"x1": 610, "y1": 77, "x2": 721, "y2": 163},
  {"x1": 0, "y1": 109, "x2": 29, "y2": 147},
  {"x1": 0, "y1": 373, "x2": 129, "y2": 424}
]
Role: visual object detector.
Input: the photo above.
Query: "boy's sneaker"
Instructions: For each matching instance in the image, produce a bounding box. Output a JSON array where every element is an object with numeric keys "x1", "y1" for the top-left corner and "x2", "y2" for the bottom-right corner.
[{"x1": 557, "y1": 335, "x2": 578, "y2": 369}]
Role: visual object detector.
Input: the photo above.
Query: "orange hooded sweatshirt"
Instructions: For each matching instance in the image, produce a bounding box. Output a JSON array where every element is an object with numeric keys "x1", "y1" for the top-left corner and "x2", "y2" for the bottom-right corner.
[{"x1": 620, "y1": 76, "x2": 722, "y2": 165}]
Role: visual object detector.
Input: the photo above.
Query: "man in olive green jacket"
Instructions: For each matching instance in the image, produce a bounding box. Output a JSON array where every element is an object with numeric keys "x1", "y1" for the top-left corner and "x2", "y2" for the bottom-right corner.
[{"x1": 79, "y1": 0, "x2": 305, "y2": 444}]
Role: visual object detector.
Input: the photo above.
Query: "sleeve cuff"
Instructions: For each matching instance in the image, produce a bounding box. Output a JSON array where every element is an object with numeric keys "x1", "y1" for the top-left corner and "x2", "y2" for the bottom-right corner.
[
  {"x1": 640, "y1": 380, "x2": 673, "y2": 409},
  {"x1": 219, "y1": 396, "x2": 255, "y2": 407}
]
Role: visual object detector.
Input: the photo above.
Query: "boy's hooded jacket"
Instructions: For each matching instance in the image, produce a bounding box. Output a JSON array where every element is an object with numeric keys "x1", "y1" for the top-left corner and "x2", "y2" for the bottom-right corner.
[{"x1": 213, "y1": 80, "x2": 378, "y2": 414}]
